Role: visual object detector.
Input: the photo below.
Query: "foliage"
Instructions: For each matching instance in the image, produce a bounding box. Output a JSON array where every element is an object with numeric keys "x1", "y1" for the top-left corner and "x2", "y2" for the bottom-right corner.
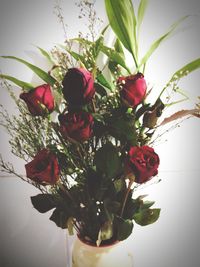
[{"x1": 0, "y1": 0, "x2": 200, "y2": 247}]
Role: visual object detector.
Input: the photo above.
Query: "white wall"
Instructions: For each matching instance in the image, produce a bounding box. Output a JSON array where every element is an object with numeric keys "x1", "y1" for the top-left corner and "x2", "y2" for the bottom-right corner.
[{"x1": 0, "y1": 1, "x2": 200, "y2": 267}]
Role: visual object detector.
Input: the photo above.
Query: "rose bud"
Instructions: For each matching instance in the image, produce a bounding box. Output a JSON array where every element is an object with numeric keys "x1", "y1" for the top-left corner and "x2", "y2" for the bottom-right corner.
[
  {"x1": 143, "y1": 109, "x2": 158, "y2": 129},
  {"x1": 25, "y1": 148, "x2": 59, "y2": 185},
  {"x1": 143, "y1": 99, "x2": 165, "y2": 129},
  {"x1": 62, "y1": 68, "x2": 95, "y2": 106},
  {"x1": 20, "y1": 84, "x2": 54, "y2": 116},
  {"x1": 118, "y1": 73, "x2": 147, "y2": 108},
  {"x1": 127, "y1": 146, "x2": 160, "y2": 184},
  {"x1": 59, "y1": 111, "x2": 94, "y2": 142}
]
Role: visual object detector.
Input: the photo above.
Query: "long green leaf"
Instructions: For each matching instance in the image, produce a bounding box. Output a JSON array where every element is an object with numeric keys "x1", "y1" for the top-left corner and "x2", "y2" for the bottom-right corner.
[
  {"x1": 100, "y1": 45, "x2": 131, "y2": 73},
  {"x1": 137, "y1": 0, "x2": 149, "y2": 30},
  {"x1": 36, "y1": 46, "x2": 54, "y2": 64},
  {"x1": 96, "y1": 73, "x2": 113, "y2": 91},
  {"x1": 0, "y1": 74, "x2": 34, "y2": 91},
  {"x1": 105, "y1": 0, "x2": 138, "y2": 67},
  {"x1": 159, "y1": 58, "x2": 200, "y2": 98},
  {"x1": 67, "y1": 50, "x2": 85, "y2": 63},
  {"x1": 139, "y1": 16, "x2": 189, "y2": 68},
  {"x1": 1, "y1": 56, "x2": 56, "y2": 86},
  {"x1": 170, "y1": 58, "x2": 200, "y2": 82},
  {"x1": 158, "y1": 58, "x2": 200, "y2": 98},
  {"x1": 114, "y1": 39, "x2": 125, "y2": 59}
]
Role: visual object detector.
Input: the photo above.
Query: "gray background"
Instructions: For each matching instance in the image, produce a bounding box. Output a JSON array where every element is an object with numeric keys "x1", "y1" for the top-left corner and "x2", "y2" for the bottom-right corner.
[{"x1": 0, "y1": 0, "x2": 200, "y2": 267}]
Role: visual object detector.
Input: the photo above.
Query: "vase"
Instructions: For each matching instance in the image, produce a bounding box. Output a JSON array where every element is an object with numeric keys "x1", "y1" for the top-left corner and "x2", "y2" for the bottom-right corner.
[{"x1": 72, "y1": 237, "x2": 134, "y2": 267}]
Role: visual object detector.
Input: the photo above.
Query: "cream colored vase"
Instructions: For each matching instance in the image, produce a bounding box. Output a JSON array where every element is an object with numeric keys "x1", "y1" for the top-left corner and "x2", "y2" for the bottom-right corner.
[{"x1": 72, "y1": 237, "x2": 133, "y2": 267}]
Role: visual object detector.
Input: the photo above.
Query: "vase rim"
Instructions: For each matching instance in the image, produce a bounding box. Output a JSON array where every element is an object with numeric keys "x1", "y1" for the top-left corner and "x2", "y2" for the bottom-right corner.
[{"x1": 77, "y1": 235, "x2": 120, "y2": 248}]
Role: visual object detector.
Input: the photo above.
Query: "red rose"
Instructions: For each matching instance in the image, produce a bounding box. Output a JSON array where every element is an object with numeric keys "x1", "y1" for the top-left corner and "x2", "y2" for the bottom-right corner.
[
  {"x1": 62, "y1": 68, "x2": 95, "y2": 106},
  {"x1": 25, "y1": 149, "x2": 59, "y2": 185},
  {"x1": 59, "y1": 111, "x2": 93, "y2": 142},
  {"x1": 127, "y1": 146, "x2": 159, "y2": 184},
  {"x1": 20, "y1": 84, "x2": 54, "y2": 116},
  {"x1": 118, "y1": 73, "x2": 146, "y2": 108}
]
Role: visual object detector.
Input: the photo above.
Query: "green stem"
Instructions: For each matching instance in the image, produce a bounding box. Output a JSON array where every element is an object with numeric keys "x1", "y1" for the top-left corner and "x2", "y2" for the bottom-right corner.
[{"x1": 157, "y1": 87, "x2": 166, "y2": 100}]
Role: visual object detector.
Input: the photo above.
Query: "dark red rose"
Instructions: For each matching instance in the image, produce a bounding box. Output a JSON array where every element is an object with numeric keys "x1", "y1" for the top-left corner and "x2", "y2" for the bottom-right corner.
[
  {"x1": 59, "y1": 111, "x2": 94, "y2": 142},
  {"x1": 118, "y1": 73, "x2": 147, "y2": 108},
  {"x1": 62, "y1": 68, "x2": 95, "y2": 105},
  {"x1": 20, "y1": 84, "x2": 54, "y2": 116},
  {"x1": 127, "y1": 146, "x2": 159, "y2": 184},
  {"x1": 25, "y1": 149, "x2": 59, "y2": 185}
]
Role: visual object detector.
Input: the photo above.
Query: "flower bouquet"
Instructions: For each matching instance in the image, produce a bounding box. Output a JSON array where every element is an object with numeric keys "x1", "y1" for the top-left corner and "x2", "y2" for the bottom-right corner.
[{"x1": 0, "y1": 0, "x2": 200, "y2": 266}]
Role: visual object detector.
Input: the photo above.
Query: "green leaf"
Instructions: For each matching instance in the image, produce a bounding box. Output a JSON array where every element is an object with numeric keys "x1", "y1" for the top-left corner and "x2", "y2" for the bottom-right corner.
[
  {"x1": 142, "y1": 200, "x2": 155, "y2": 209},
  {"x1": 95, "y1": 37, "x2": 104, "y2": 58},
  {"x1": 86, "y1": 168, "x2": 105, "y2": 199},
  {"x1": 66, "y1": 50, "x2": 85, "y2": 63},
  {"x1": 108, "y1": 115, "x2": 137, "y2": 145},
  {"x1": 105, "y1": 0, "x2": 138, "y2": 66},
  {"x1": 31, "y1": 194, "x2": 57, "y2": 213},
  {"x1": 49, "y1": 208, "x2": 69, "y2": 229},
  {"x1": 101, "y1": 24, "x2": 110, "y2": 36},
  {"x1": 169, "y1": 58, "x2": 200, "y2": 82},
  {"x1": 57, "y1": 43, "x2": 67, "y2": 51},
  {"x1": 100, "y1": 221, "x2": 113, "y2": 240},
  {"x1": 109, "y1": 202, "x2": 121, "y2": 214},
  {"x1": 94, "y1": 142, "x2": 122, "y2": 179},
  {"x1": 117, "y1": 218, "x2": 133, "y2": 241},
  {"x1": 36, "y1": 46, "x2": 54, "y2": 64},
  {"x1": 139, "y1": 16, "x2": 189, "y2": 68},
  {"x1": 114, "y1": 39, "x2": 125, "y2": 59},
  {"x1": 159, "y1": 58, "x2": 200, "y2": 98},
  {"x1": 97, "y1": 220, "x2": 113, "y2": 246},
  {"x1": 133, "y1": 208, "x2": 160, "y2": 226},
  {"x1": 123, "y1": 198, "x2": 140, "y2": 220},
  {"x1": 95, "y1": 25, "x2": 110, "y2": 58},
  {"x1": 124, "y1": 196, "x2": 156, "y2": 220},
  {"x1": 104, "y1": 199, "x2": 121, "y2": 214},
  {"x1": 92, "y1": 113, "x2": 105, "y2": 123},
  {"x1": 96, "y1": 73, "x2": 113, "y2": 91},
  {"x1": 94, "y1": 82, "x2": 108, "y2": 97},
  {"x1": 67, "y1": 217, "x2": 74, "y2": 235},
  {"x1": 0, "y1": 74, "x2": 34, "y2": 91},
  {"x1": 137, "y1": 0, "x2": 149, "y2": 31},
  {"x1": 100, "y1": 45, "x2": 131, "y2": 73},
  {"x1": 1, "y1": 56, "x2": 57, "y2": 86},
  {"x1": 114, "y1": 178, "x2": 126, "y2": 193}
]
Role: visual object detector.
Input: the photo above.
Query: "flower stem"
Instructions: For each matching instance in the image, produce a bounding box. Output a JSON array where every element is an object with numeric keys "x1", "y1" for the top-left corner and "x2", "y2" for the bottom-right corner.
[
  {"x1": 120, "y1": 179, "x2": 134, "y2": 217},
  {"x1": 92, "y1": 99, "x2": 96, "y2": 113}
]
